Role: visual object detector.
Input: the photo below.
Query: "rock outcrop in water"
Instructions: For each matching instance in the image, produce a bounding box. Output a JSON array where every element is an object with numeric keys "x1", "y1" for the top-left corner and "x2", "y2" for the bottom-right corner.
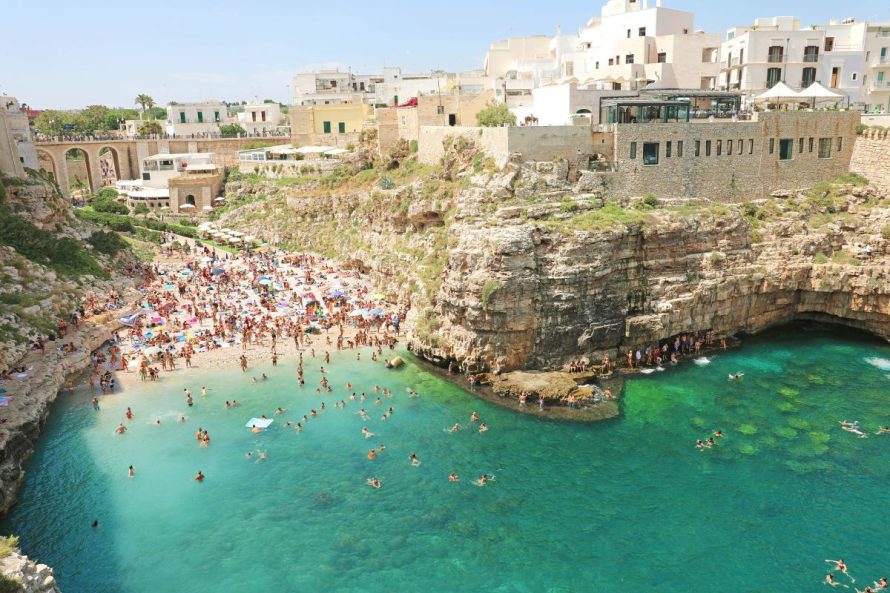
[
  {"x1": 0, "y1": 539, "x2": 61, "y2": 593},
  {"x1": 220, "y1": 137, "x2": 890, "y2": 374}
]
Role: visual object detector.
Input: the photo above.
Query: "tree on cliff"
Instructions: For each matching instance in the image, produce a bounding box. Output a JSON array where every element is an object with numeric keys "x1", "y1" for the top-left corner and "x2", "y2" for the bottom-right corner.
[
  {"x1": 135, "y1": 94, "x2": 155, "y2": 119},
  {"x1": 476, "y1": 101, "x2": 516, "y2": 127}
]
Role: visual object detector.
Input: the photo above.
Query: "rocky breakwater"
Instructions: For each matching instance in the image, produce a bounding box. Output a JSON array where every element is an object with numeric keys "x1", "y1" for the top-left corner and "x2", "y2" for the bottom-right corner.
[{"x1": 409, "y1": 165, "x2": 890, "y2": 373}]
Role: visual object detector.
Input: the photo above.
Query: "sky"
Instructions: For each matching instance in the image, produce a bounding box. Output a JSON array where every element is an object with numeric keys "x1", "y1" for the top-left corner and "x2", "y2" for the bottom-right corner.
[{"x1": 3, "y1": 0, "x2": 889, "y2": 110}]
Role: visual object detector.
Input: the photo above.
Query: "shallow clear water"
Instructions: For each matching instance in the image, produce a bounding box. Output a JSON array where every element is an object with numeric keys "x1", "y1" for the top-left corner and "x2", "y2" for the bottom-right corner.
[{"x1": 4, "y1": 324, "x2": 890, "y2": 592}]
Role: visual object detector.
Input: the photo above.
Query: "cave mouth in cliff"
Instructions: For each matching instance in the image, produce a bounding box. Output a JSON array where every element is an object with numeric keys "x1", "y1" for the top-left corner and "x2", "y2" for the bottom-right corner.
[{"x1": 740, "y1": 316, "x2": 889, "y2": 346}]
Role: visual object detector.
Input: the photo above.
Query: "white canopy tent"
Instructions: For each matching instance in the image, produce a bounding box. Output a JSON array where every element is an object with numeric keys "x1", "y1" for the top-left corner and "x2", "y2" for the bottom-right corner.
[
  {"x1": 797, "y1": 82, "x2": 843, "y2": 104},
  {"x1": 754, "y1": 82, "x2": 801, "y2": 105}
]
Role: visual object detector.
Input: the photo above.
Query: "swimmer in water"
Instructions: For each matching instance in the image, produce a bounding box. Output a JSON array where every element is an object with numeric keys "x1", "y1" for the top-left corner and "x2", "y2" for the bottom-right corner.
[
  {"x1": 449, "y1": 423, "x2": 461, "y2": 433},
  {"x1": 366, "y1": 478, "x2": 381, "y2": 489},
  {"x1": 479, "y1": 422, "x2": 489, "y2": 433},
  {"x1": 92, "y1": 519, "x2": 99, "y2": 528},
  {"x1": 449, "y1": 472, "x2": 460, "y2": 482},
  {"x1": 115, "y1": 423, "x2": 127, "y2": 434},
  {"x1": 474, "y1": 474, "x2": 489, "y2": 486},
  {"x1": 826, "y1": 560, "x2": 853, "y2": 582},
  {"x1": 257, "y1": 451, "x2": 267, "y2": 461},
  {"x1": 194, "y1": 471, "x2": 205, "y2": 482},
  {"x1": 362, "y1": 427, "x2": 374, "y2": 439},
  {"x1": 825, "y1": 573, "x2": 845, "y2": 587},
  {"x1": 367, "y1": 449, "x2": 377, "y2": 460},
  {"x1": 470, "y1": 412, "x2": 479, "y2": 423},
  {"x1": 252, "y1": 377, "x2": 258, "y2": 384},
  {"x1": 125, "y1": 407, "x2": 133, "y2": 420},
  {"x1": 409, "y1": 453, "x2": 421, "y2": 466},
  {"x1": 841, "y1": 424, "x2": 868, "y2": 439},
  {"x1": 128, "y1": 465, "x2": 134, "y2": 478},
  {"x1": 295, "y1": 423, "x2": 303, "y2": 432},
  {"x1": 261, "y1": 374, "x2": 268, "y2": 381},
  {"x1": 179, "y1": 415, "x2": 187, "y2": 423},
  {"x1": 201, "y1": 387, "x2": 208, "y2": 397},
  {"x1": 875, "y1": 577, "x2": 888, "y2": 590},
  {"x1": 713, "y1": 431, "x2": 724, "y2": 438},
  {"x1": 275, "y1": 407, "x2": 285, "y2": 414},
  {"x1": 245, "y1": 451, "x2": 253, "y2": 459},
  {"x1": 728, "y1": 372, "x2": 744, "y2": 381},
  {"x1": 695, "y1": 439, "x2": 705, "y2": 449},
  {"x1": 155, "y1": 419, "x2": 161, "y2": 426},
  {"x1": 251, "y1": 424, "x2": 260, "y2": 433},
  {"x1": 876, "y1": 427, "x2": 890, "y2": 435}
]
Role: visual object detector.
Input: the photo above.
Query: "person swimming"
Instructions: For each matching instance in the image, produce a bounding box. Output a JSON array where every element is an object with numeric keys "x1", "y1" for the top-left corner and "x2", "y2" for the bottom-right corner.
[
  {"x1": 366, "y1": 478, "x2": 381, "y2": 489},
  {"x1": 449, "y1": 423, "x2": 461, "y2": 433},
  {"x1": 115, "y1": 423, "x2": 127, "y2": 434},
  {"x1": 695, "y1": 439, "x2": 705, "y2": 449},
  {"x1": 478, "y1": 422, "x2": 489, "y2": 433},
  {"x1": 875, "y1": 577, "x2": 888, "y2": 590},
  {"x1": 194, "y1": 471, "x2": 205, "y2": 482},
  {"x1": 474, "y1": 474, "x2": 489, "y2": 486},
  {"x1": 728, "y1": 372, "x2": 744, "y2": 381},
  {"x1": 275, "y1": 407, "x2": 285, "y2": 414},
  {"x1": 367, "y1": 449, "x2": 377, "y2": 460},
  {"x1": 876, "y1": 427, "x2": 890, "y2": 435},
  {"x1": 362, "y1": 427, "x2": 374, "y2": 439},
  {"x1": 251, "y1": 424, "x2": 260, "y2": 433},
  {"x1": 449, "y1": 472, "x2": 460, "y2": 482},
  {"x1": 409, "y1": 453, "x2": 421, "y2": 466},
  {"x1": 128, "y1": 465, "x2": 134, "y2": 478},
  {"x1": 826, "y1": 559, "x2": 853, "y2": 582},
  {"x1": 92, "y1": 519, "x2": 99, "y2": 528},
  {"x1": 713, "y1": 431, "x2": 724, "y2": 438},
  {"x1": 245, "y1": 451, "x2": 253, "y2": 459},
  {"x1": 470, "y1": 412, "x2": 479, "y2": 423}
]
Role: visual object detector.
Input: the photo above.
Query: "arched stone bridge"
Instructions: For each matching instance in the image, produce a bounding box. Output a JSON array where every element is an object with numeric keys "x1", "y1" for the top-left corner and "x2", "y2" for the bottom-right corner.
[{"x1": 35, "y1": 136, "x2": 287, "y2": 199}]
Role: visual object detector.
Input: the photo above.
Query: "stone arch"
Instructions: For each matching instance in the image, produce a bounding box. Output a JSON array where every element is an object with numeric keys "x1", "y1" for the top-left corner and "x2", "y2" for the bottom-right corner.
[
  {"x1": 63, "y1": 147, "x2": 94, "y2": 195},
  {"x1": 36, "y1": 148, "x2": 58, "y2": 182},
  {"x1": 185, "y1": 194, "x2": 196, "y2": 207},
  {"x1": 97, "y1": 145, "x2": 123, "y2": 186}
]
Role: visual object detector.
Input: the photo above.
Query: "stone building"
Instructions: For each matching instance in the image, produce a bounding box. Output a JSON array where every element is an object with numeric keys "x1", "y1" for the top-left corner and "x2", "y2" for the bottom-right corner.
[
  {"x1": 289, "y1": 103, "x2": 372, "y2": 148},
  {"x1": 165, "y1": 101, "x2": 229, "y2": 137},
  {"x1": 117, "y1": 153, "x2": 222, "y2": 213},
  {"x1": 0, "y1": 96, "x2": 37, "y2": 176}
]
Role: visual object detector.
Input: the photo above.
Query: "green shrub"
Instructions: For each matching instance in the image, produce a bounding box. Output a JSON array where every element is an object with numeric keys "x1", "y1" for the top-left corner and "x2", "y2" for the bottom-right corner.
[
  {"x1": 0, "y1": 574, "x2": 22, "y2": 593},
  {"x1": 481, "y1": 279, "x2": 502, "y2": 309},
  {"x1": 0, "y1": 206, "x2": 105, "y2": 277},
  {"x1": 642, "y1": 193, "x2": 658, "y2": 208},
  {"x1": 814, "y1": 252, "x2": 829, "y2": 264},
  {"x1": 87, "y1": 230, "x2": 128, "y2": 255},
  {"x1": 0, "y1": 536, "x2": 19, "y2": 560},
  {"x1": 91, "y1": 197, "x2": 129, "y2": 215},
  {"x1": 409, "y1": 140, "x2": 418, "y2": 153},
  {"x1": 560, "y1": 199, "x2": 579, "y2": 213},
  {"x1": 378, "y1": 176, "x2": 395, "y2": 190},
  {"x1": 133, "y1": 203, "x2": 149, "y2": 215},
  {"x1": 95, "y1": 187, "x2": 119, "y2": 199}
]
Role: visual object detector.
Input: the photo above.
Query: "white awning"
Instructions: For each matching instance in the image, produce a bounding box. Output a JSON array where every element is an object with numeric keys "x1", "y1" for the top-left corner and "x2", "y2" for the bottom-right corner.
[
  {"x1": 797, "y1": 82, "x2": 843, "y2": 99},
  {"x1": 128, "y1": 188, "x2": 170, "y2": 199},
  {"x1": 184, "y1": 164, "x2": 217, "y2": 172},
  {"x1": 294, "y1": 145, "x2": 335, "y2": 154},
  {"x1": 754, "y1": 82, "x2": 800, "y2": 102}
]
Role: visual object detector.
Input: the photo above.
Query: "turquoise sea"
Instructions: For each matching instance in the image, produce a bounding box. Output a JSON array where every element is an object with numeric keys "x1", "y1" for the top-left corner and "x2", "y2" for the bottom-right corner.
[{"x1": 4, "y1": 324, "x2": 890, "y2": 593}]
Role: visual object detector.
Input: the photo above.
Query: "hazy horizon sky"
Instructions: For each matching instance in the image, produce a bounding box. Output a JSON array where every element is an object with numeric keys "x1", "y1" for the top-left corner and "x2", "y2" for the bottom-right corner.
[{"x1": 3, "y1": 0, "x2": 889, "y2": 110}]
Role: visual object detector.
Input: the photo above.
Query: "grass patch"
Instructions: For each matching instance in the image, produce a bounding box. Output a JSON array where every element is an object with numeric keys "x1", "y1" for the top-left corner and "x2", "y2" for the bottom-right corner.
[
  {"x1": 481, "y1": 279, "x2": 502, "y2": 309},
  {"x1": 814, "y1": 252, "x2": 829, "y2": 264},
  {"x1": 553, "y1": 201, "x2": 653, "y2": 232},
  {"x1": 0, "y1": 536, "x2": 19, "y2": 560}
]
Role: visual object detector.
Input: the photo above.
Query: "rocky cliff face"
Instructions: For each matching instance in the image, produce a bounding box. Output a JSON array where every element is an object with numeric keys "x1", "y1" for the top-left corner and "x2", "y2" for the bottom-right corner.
[
  {"x1": 219, "y1": 140, "x2": 890, "y2": 373},
  {"x1": 0, "y1": 539, "x2": 61, "y2": 593}
]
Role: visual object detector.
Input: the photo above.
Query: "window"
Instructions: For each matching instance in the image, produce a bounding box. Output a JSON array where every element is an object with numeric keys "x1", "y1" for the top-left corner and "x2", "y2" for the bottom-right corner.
[
  {"x1": 705, "y1": 140, "x2": 712, "y2": 156},
  {"x1": 802, "y1": 67, "x2": 816, "y2": 88},
  {"x1": 179, "y1": 112, "x2": 186, "y2": 123},
  {"x1": 824, "y1": 37, "x2": 834, "y2": 52},
  {"x1": 737, "y1": 139, "x2": 743, "y2": 155},
  {"x1": 251, "y1": 111, "x2": 257, "y2": 122},
  {"x1": 818, "y1": 138, "x2": 832, "y2": 159},
  {"x1": 338, "y1": 122, "x2": 346, "y2": 134},
  {"x1": 851, "y1": 72, "x2": 857, "y2": 81},
  {"x1": 639, "y1": 27, "x2": 646, "y2": 37},
  {"x1": 360, "y1": 82, "x2": 366, "y2": 91},
  {"x1": 798, "y1": 138, "x2": 804, "y2": 153},
  {"x1": 629, "y1": 142, "x2": 637, "y2": 159},
  {"x1": 666, "y1": 141, "x2": 672, "y2": 158},
  {"x1": 803, "y1": 45, "x2": 819, "y2": 63},
  {"x1": 716, "y1": 140, "x2": 722, "y2": 156},
  {"x1": 768, "y1": 45, "x2": 784, "y2": 63},
  {"x1": 197, "y1": 111, "x2": 204, "y2": 123},
  {"x1": 608, "y1": 58, "x2": 614, "y2": 66},
  {"x1": 625, "y1": 54, "x2": 634, "y2": 64},
  {"x1": 323, "y1": 121, "x2": 332, "y2": 134},
  {"x1": 727, "y1": 139, "x2": 733, "y2": 155},
  {"x1": 836, "y1": 137, "x2": 843, "y2": 152},
  {"x1": 627, "y1": 29, "x2": 631, "y2": 39},
  {"x1": 436, "y1": 105, "x2": 445, "y2": 115},
  {"x1": 748, "y1": 139, "x2": 754, "y2": 154},
  {"x1": 643, "y1": 142, "x2": 659, "y2": 165},
  {"x1": 739, "y1": 49, "x2": 744, "y2": 64},
  {"x1": 779, "y1": 138, "x2": 793, "y2": 160},
  {"x1": 677, "y1": 141, "x2": 683, "y2": 157},
  {"x1": 808, "y1": 137, "x2": 814, "y2": 153},
  {"x1": 616, "y1": 55, "x2": 621, "y2": 65},
  {"x1": 657, "y1": 52, "x2": 667, "y2": 63},
  {"x1": 261, "y1": 111, "x2": 267, "y2": 122},
  {"x1": 694, "y1": 140, "x2": 700, "y2": 156},
  {"x1": 768, "y1": 138, "x2": 775, "y2": 154},
  {"x1": 214, "y1": 111, "x2": 220, "y2": 122},
  {"x1": 766, "y1": 67, "x2": 782, "y2": 88},
  {"x1": 595, "y1": 61, "x2": 600, "y2": 69}
]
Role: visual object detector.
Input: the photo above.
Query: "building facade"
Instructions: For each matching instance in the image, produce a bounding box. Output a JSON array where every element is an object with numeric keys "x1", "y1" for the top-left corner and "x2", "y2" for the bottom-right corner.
[
  {"x1": 0, "y1": 96, "x2": 37, "y2": 176},
  {"x1": 165, "y1": 101, "x2": 229, "y2": 136},
  {"x1": 236, "y1": 101, "x2": 286, "y2": 134},
  {"x1": 117, "y1": 153, "x2": 222, "y2": 213}
]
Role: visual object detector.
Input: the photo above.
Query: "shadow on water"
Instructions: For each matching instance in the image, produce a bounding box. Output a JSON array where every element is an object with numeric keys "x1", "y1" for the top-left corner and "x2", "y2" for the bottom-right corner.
[{"x1": 0, "y1": 384, "x2": 127, "y2": 593}]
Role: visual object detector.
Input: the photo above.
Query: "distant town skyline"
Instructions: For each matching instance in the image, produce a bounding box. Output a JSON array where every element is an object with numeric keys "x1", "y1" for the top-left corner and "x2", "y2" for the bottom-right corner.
[{"x1": 3, "y1": 0, "x2": 889, "y2": 109}]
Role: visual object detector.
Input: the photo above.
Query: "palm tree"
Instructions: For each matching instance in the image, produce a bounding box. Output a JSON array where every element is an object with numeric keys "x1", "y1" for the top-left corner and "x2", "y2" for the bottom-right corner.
[{"x1": 135, "y1": 94, "x2": 155, "y2": 120}]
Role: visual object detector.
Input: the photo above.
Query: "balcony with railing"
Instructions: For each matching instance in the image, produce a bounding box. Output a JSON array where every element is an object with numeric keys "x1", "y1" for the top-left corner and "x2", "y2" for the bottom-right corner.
[
  {"x1": 870, "y1": 80, "x2": 890, "y2": 91},
  {"x1": 872, "y1": 56, "x2": 890, "y2": 66}
]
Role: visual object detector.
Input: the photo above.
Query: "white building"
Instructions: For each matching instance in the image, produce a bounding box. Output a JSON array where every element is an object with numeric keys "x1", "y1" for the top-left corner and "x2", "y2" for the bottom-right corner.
[
  {"x1": 861, "y1": 21, "x2": 890, "y2": 112},
  {"x1": 292, "y1": 71, "x2": 373, "y2": 106},
  {"x1": 484, "y1": 0, "x2": 720, "y2": 108},
  {"x1": 165, "y1": 101, "x2": 229, "y2": 136},
  {"x1": 0, "y1": 96, "x2": 37, "y2": 175},
  {"x1": 117, "y1": 153, "x2": 221, "y2": 212},
  {"x1": 236, "y1": 100, "x2": 286, "y2": 134}
]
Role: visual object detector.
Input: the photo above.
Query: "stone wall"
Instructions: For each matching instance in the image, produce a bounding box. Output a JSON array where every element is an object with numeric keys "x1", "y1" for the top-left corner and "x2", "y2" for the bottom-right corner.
[
  {"x1": 850, "y1": 130, "x2": 890, "y2": 191},
  {"x1": 1, "y1": 545, "x2": 61, "y2": 593},
  {"x1": 610, "y1": 111, "x2": 859, "y2": 200},
  {"x1": 418, "y1": 125, "x2": 597, "y2": 168}
]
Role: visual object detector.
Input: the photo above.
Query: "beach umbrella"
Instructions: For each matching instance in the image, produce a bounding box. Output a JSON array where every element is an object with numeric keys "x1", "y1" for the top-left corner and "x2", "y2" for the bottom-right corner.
[
  {"x1": 331, "y1": 290, "x2": 345, "y2": 297},
  {"x1": 348, "y1": 309, "x2": 367, "y2": 317},
  {"x1": 369, "y1": 308, "x2": 383, "y2": 316},
  {"x1": 259, "y1": 278, "x2": 273, "y2": 286},
  {"x1": 212, "y1": 267, "x2": 225, "y2": 275}
]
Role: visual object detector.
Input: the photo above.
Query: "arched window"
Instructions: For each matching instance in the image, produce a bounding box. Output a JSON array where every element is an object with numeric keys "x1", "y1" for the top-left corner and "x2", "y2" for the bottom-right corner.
[{"x1": 186, "y1": 194, "x2": 196, "y2": 206}]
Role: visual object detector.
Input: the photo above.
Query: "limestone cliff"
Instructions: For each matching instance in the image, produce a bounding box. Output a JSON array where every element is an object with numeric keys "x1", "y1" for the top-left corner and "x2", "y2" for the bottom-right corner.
[
  {"x1": 0, "y1": 537, "x2": 61, "y2": 593},
  {"x1": 218, "y1": 138, "x2": 890, "y2": 373}
]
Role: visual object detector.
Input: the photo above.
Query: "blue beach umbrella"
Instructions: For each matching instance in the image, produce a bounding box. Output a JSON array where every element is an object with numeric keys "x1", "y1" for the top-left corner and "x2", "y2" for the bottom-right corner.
[{"x1": 212, "y1": 268, "x2": 225, "y2": 276}]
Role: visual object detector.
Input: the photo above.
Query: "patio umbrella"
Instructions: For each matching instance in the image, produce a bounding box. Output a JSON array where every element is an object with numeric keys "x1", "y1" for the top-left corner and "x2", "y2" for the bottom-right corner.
[
  {"x1": 213, "y1": 197, "x2": 226, "y2": 203},
  {"x1": 180, "y1": 204, "x2": 196, "y2": 210},
  {"x1": 212, "y1": 267, "x2": 225, "y2": 275}
]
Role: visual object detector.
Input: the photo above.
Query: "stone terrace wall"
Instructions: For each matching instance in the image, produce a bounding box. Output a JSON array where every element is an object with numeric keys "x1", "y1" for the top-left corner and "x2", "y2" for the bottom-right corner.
[
  {"x1": 850, "y1": 130, "x2": 890, "y2": 191},
  {"x1": 419, "y1": 126, "x2": 510, "y2": 167},
  {"x1": 611, "y1": 111, "x2": 858, "y2": 200}
]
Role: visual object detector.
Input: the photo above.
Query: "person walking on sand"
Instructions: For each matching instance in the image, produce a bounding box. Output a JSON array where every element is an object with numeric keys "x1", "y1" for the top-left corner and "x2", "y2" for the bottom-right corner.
[{"x1": 240, "y1": 355, "x2": 248, "y2": 372}]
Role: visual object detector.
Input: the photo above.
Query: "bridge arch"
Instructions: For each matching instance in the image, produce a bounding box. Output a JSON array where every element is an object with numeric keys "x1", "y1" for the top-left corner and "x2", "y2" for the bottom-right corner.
[
  {"x1": 63, "y1": 147, "x2": 95, "y2": 197},
  {"x1": 36, "y1": 148, "x2": 59, "y2": 184},
  {"x1": 98, "y1": 145, "x2": 123, "y2": 187}
]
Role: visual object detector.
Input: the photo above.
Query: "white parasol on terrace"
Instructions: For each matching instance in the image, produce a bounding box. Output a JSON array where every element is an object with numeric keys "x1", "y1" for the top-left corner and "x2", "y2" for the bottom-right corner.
[{"x1": 754, "y1": 81, "x2": 801, "y2": 105}]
